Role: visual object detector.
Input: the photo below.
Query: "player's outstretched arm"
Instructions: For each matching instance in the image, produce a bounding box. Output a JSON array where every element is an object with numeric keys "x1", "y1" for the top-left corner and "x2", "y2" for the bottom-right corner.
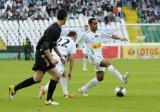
[{"x1": 111, "y1": 34, "x2": 128, "y2": 41}]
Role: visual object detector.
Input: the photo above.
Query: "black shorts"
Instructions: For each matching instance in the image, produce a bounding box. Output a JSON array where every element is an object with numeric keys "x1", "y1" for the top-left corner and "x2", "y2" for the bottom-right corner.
[{"x1": 32, "y1": 52, "x2": 55, "y2": 73}]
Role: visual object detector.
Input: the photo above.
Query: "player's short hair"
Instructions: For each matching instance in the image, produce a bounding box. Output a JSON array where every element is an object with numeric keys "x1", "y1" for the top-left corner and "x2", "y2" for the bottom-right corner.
[
  {"x1": 88, "y1": 18, "x2": 97, "y2": 24},
  {"x1": 57, "y1": 9, "x2": 67, "y2": 20},
  {"x1": 67, "y1": 31, "x2": 77, "y2": 37}
]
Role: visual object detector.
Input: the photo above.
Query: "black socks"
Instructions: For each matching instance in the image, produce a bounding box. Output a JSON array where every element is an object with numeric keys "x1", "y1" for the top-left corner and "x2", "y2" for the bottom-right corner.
[
  {"x1": 14, "y1": 77, "x2": 36, "y2": 92},
  {"x1": 47, "y1": 79, "x2": 58, "y2": 101}
]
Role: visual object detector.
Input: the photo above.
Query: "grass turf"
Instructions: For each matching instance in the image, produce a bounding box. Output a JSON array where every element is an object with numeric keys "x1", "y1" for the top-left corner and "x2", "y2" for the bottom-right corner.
[{"x1": 0, "y1": 59, "x2": 160, "y2": 112}]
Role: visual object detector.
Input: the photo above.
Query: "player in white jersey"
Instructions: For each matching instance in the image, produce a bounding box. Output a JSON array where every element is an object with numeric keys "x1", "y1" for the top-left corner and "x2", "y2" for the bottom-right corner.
[
  {"x1": 81, "y1": 25, "x2": 89, "y2": 71},
  {"x1": 77, "y1": 18, "x2": 129, "y2": 96},
  {"x1": 38, "y1": 31, "x2": 77, "y2": 98}
]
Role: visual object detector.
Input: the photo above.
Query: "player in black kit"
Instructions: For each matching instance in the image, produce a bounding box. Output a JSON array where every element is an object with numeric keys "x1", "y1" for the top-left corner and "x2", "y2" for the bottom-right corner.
[{"x1": 9, "y1": 9, "x2": 67, "y2": 105}]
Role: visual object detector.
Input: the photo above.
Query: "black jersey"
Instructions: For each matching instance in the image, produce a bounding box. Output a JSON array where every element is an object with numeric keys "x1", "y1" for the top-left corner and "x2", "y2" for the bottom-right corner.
[
  {"x1": 36, "y1": 23, "x2": 61, "y2": 52},
  {"x1": 32, "y1": 23, "x2": 61, "y2": 72}
]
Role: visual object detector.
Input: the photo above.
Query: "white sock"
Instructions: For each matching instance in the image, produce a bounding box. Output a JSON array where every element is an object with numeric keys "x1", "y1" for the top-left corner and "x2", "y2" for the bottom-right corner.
[
  {"x1": 44, "y1": 82, "x2": 49, "y2": 91},
  {"x1": 83, "y1": 57, "x2": 88, "y2": 69},
  {"x1": 60, "y1": 77, "x2": 68, "y2": 95},
  {"x1": 82, "y1": 77, "x2": 99, "y2": 91},
  {"x1": 108, "y1": 65, "x2": 123, "y2": 81}
]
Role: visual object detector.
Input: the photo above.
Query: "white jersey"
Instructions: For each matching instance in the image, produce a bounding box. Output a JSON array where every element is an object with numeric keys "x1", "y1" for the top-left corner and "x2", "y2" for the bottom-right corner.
[
  {"x1": 77, "y1": 30, "x2": 112, "y2": 56},
  {"x1": 77, "y1": 30, "x2": 112, "y2": 72},
  {"x1": 52, "y1": 36, "x2": 76, "y2": 61},
  {"x1": 52, "y1": 36, "x2": 76, "y2": 75}
]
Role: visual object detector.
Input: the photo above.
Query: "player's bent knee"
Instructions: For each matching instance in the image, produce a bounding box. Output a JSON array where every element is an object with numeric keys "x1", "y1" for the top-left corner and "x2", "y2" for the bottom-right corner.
[
  {"x1": 55, "y1": 75, "x2": 60, "y2": 80},
  {"x1": 35, "y1": 80, "x2": 41, "y2": 83},
  {"x1": 100, "y1": 59, "x2": 111, "y2": 67},
  {"x1": 33, "y1": 78, "x2": 42, "y2": 83},
  {"x1": 33, "y1": 77, "x2": 43, "y2": 83},
  {"x1": 97, "y1": 77, "x2": 104, "y2": 81},
  {"x1": 96, "y1": 71, "x2": 104, "y2": 81},
  {"x1": 51, "y1": 75, "x2": 60, "y2": 81}
]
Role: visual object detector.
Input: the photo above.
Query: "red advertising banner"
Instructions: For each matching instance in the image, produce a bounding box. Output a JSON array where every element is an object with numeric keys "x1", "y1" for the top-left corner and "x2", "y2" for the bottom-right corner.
[{"x1": 75, "y1": 46, "x2": 122, "y2": 59}]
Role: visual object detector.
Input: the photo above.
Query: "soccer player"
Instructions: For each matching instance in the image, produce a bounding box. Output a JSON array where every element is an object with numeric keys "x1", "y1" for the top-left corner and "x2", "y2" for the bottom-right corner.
[
  {"x1": 77, "y1": 18, "x2": 129, "y2": 96},
  {"x1": 38, "y1": 31, "x2": 77, "y2": 99},
  {"x1": 9, "y1": 9, "x2": 67, "y2": 105},
  {"x1": 81, "y1": 25, "x2": 89, "y2": 71}
]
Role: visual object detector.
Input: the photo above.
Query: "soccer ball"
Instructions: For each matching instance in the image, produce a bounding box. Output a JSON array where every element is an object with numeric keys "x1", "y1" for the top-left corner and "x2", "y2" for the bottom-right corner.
[{"x1": 114, "y1": 86, "x2": 126, "y2": 97}]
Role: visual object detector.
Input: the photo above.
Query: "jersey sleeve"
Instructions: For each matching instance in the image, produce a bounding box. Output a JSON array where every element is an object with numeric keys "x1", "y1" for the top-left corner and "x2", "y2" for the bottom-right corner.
[
  {"x1": 100, "y1": 31, "x2": 112, "y2": 39},
  {"x1": 76, "y1": 32, "x2": 87, "y2": 46}
]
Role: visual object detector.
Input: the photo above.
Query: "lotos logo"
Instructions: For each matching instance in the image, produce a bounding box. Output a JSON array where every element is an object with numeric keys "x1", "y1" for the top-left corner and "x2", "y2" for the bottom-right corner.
[
  {"x1": 137, "y1": 48, "x2": 159, "y2": 56},
  {"x1": 128, "y1": 47, "x2": 160, "y2": 56}
]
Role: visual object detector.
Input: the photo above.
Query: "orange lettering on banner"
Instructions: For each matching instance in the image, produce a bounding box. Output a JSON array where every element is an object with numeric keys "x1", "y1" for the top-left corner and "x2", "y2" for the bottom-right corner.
[
  {"x1": 155, "y1": 48, "x2": 158, "y2": 55},
  {"x1": 137, "y1": 48, "x2": 158, "y2": 56},
  {"x1": 150, "y1": 49, "x2": 154, "y2": 55}
]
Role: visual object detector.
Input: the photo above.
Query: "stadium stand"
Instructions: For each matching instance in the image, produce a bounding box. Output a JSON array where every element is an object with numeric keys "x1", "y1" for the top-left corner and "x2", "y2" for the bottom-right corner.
[
  {"x1": 0, "y1": 0, "x2": 125, "y2": 21},
  {"x1": 0, "y1": 18, "x2": 130, "y2": 47},
  {"x1": 136, "y1": 0, "x2": 160, "y2": 43},
  {"x1": 136, "y1": 0, "x2": 160, "y2": 23},
  {"x1": 0, "y1": 0, "x2": 160, "y2": 47},
  {"x1": 122, "y1": 0, "x2": 160, "y2": 43},
  {"x1": 0, "y1": 0, "x2": 130, "y2": 47}
]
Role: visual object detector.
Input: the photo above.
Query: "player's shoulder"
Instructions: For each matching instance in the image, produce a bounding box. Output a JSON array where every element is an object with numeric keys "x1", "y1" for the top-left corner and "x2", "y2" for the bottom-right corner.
[
  {"x1": 66, "y1": 37, "x2": 75, "y2": 44},
  {"x1": 96, "y1": 29, "x2": 104, "y2": 34},
  {"x1": 48, "y1": 23, "x2": 61, "y2": 32},
  {"x1": 82, "y1": 31, "x2": 90, "y2": 36}
]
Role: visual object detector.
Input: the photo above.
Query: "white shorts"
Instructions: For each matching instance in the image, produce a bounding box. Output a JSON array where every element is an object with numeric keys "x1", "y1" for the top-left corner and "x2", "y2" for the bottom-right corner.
[
  {"x1": 52, "y1": 52, "x2": 65, "y2": 75},
  {"x1": 56, "y1": 60, "x2": 65, "y2": 75},
  {"x1": 89, "y1": 54, "x2": 105, "y2": 72}
]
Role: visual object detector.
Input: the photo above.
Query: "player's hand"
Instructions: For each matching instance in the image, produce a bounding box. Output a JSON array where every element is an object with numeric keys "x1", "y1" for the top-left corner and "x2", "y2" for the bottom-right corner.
[
  {"x1": 60, "y1": 57, "x2": 65, "y2": 64},
  {"x1": 68, "y1": 73, "x2": 72, "y2": 81},
  {"x1": 121, "y1": 38, "x2": 128, "y2": 41},
  {"x1": 51, "y1": 59, "x2": 58, "y2": 66}
]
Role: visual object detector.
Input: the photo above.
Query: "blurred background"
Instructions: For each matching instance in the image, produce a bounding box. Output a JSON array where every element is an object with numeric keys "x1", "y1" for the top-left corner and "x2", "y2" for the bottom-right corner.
[{"x1": 0, "y1": 0, "x2": 160, "y2": 60}]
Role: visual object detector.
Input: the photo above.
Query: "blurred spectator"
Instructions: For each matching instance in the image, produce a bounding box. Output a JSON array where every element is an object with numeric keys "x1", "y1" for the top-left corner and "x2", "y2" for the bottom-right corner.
[
  {"x1": 127, "y1": 0, "x2": 132, "y2": 10},
  {"x1": 136, "y1": 0, "x2": 160, "y2": 23},
  {"x1": 0, "y1": 0, "x2": 159, "y2": 23},
  {"x1": 23, "y1": 37, "x2": 32, "y2": 60},
  {"x1": 0, "y1": 0, "x2": 126, "y2": 22}
]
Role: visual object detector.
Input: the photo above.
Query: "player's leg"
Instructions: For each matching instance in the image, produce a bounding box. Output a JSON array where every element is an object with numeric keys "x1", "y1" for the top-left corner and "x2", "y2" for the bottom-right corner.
[
  {"x1": 83, "y1": 55, "x2": 88, "y2": 71},
  {"x1": 38, "y1": 73, "x2": 67, "y2": 99},
  {"x1": 60, "y1": 71, "x2": 74, "y2": 98},
  {"x1": 45, "y1": 67, "x2": 60, "y2": 105},
  {"x1": 37, "y1": 83, "x2": 48, "y2": 99},
  {"x1": 79, "y1": 71, "x2": 104, "y2": 96},
  {"x1": 24, "y1": 48, "x2": 27, "y2": 60},
  {"x1": 38, "y1": 72, "x2": 69, "y2": 98},
  {"x1": 40, "y1": 73, "x2": 74, "y2": 99},
  {"x1": 60, "y1": 71, "x2": 69, "y2": 96},
  {"x1": 38, "y1": 63, "x2": 67, "y2": 99},
  {"x1": 79, "y1": 54, "x2": 105, "y2": 96},
  {"x1": 9, "y1": 70, "x2": 44, "y2": 101},
  {"x1": 100, "y1": 58, "x2": 129, "y2": 84}
]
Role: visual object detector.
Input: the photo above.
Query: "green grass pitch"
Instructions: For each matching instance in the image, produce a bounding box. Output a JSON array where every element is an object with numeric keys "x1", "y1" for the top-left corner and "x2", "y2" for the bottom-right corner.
[{"x1": 0, "y1": 59, "x2": 160, "y2": 112}]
